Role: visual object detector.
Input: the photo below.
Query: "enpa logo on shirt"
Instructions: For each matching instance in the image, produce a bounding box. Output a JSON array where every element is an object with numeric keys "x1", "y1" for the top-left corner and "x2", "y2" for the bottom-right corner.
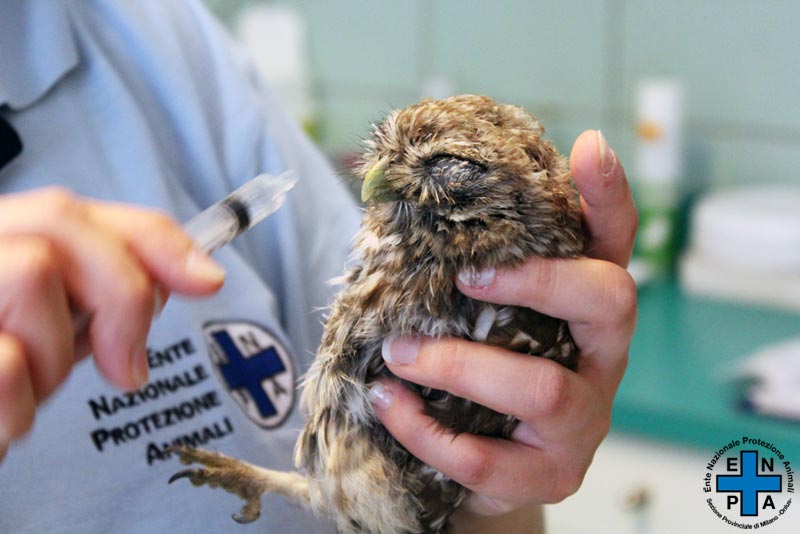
[{"x1": 203, "y1": 321, "x2": 295, "y2": 429}]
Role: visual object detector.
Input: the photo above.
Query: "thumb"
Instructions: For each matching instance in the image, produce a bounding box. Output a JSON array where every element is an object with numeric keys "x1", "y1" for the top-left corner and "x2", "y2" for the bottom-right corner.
[{"x1": 569, "y1": 130, "x2": 637, "y2": 267}]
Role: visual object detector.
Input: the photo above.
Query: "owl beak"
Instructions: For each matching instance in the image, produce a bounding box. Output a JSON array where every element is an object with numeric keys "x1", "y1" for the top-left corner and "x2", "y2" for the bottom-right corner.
[{"x1": 361, "y1": 157, "x2": 390, "y2": 203}]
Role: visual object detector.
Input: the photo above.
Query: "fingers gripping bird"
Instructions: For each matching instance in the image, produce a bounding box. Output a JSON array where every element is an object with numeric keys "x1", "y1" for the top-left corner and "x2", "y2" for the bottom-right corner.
[{"x1": 169, "y1": 95, "x2": 584, "y2": 533}]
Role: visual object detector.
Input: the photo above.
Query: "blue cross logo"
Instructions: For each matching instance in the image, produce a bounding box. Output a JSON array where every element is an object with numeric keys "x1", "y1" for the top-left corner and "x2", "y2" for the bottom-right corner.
[
  {"x1": 716, "y1": 450, "x2": 782, "y2": 516},
  {"x1": 211, "y1": 330, "x2": 287, "y2": 419}
]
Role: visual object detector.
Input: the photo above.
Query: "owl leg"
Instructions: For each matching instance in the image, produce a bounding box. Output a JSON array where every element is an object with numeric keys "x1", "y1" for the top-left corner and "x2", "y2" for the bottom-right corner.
[{"x1": 168, "y1": 446, "x2": 309, "y2": 523}]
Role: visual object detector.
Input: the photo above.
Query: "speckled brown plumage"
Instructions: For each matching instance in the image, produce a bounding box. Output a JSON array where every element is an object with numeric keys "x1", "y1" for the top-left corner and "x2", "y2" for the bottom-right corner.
[{"x1": 170, "y1": 95, "x2": 584, "y2": 533}]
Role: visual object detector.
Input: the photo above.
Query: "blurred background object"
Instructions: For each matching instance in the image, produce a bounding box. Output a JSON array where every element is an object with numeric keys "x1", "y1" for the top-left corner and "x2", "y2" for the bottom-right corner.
[
  {"x1": 235, "y1": 4, "x2": 318, "y2": 137},
  {"x1": 681, "y1": 185, "x2": 800, "y2": 310},
  {"x1": 204, "y1": 2, "x2": 800, "y2": 532},
  {"x1": 630, "y1": 79, "x2": 684, "y2": 284},
  {"x1": 735, "y1": 336, "x2": 800, "y2": 422}
]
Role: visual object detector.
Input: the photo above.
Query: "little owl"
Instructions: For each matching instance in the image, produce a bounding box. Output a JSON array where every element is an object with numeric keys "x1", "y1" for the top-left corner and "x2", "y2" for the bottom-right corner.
[{"x1": 170, "y1": 94, "x2": 584, "y2": 533}]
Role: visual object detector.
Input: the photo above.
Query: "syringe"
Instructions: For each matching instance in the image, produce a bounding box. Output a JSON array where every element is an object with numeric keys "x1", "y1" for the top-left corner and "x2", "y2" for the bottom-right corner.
[
  {"x1": 71, "y1": 171, "x2": 297, "y2": 335},
  {"x1": 184, "y1": 171, "x2": 296, "y2": 253}
]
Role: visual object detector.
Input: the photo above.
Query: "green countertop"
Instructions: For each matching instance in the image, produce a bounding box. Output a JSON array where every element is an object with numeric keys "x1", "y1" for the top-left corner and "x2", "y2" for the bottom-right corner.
[{"x1": 611, "y1": 281, "x2": 800, "y2": 460}]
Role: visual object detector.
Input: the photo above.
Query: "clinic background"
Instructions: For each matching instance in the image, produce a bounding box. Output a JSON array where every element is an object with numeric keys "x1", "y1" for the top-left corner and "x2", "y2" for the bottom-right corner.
[{"x1": 204, "y1": 2, "x2": 800, "y2": 533}]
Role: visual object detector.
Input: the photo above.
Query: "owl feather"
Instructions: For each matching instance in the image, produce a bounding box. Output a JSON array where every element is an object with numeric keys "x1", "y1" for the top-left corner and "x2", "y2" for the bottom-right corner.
[{"x1": 169, "y1": 95, "x2": 584, "y2": 533}]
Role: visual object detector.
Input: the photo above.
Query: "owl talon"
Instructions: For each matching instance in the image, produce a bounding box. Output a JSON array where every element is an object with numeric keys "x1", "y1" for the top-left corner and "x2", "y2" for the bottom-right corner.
[
  {"x1": 167, "y1": 446, "x2": 264, "y2": 523},
  {"x1": 232, "y1": 507, "x2": 261, "y2": 524},
  {"x1": 168, "y1": 468, "x2": 203, "y2": 485}
]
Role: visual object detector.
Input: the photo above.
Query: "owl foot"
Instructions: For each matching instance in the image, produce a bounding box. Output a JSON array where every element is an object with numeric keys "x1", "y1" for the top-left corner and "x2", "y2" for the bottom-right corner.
[
  {"x1": 168, "y1": 446, "x2": 311, "y2": 522},
  {"x1": 168, "y1": 446, "x2": 268, "y2": 523}
]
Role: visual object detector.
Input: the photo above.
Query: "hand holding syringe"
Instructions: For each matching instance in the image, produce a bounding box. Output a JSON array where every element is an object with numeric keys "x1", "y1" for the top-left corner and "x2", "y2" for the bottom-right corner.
[
  {"x1": 0, "y1": 172, "x2": 296, "y2": 459},
  {"x1": 72, "y1": 171, "x2": 297, "y2": 335}
]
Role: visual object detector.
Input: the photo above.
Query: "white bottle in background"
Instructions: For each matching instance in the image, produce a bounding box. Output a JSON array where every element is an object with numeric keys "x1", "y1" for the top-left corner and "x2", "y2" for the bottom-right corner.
[
  {"x1": 631, "y1": 79, "x2": 685, "y2": 282},
  {"x1": 236, "y1": 5, "x2": 318, "y2": 139}
]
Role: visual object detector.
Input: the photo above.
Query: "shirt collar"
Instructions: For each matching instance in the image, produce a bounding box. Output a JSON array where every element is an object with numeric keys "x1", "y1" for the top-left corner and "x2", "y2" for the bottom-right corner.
[{"x1": 0, "y1": 1, "x2": 79, "y2": 110}]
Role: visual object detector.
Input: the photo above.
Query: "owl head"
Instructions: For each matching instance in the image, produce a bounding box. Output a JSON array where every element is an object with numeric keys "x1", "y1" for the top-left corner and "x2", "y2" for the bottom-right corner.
[{"x1": 358, "y1": 95, "x2": 583, "y2": 270}]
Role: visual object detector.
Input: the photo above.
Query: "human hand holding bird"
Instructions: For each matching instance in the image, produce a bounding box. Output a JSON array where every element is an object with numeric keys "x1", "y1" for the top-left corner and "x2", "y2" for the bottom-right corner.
[{"x1": 372, "y1": 129, "x2": 638, "y2": 531}]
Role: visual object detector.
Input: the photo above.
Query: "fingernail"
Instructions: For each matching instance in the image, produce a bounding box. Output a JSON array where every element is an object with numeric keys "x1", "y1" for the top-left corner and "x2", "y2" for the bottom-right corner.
[
  {"x1": 152, "y1": 285, "x2": 168, "y2": 317},
  {"x1": 510, "y1": 421, "x2": 544, "y2": 448},
  {"x1": 597, "y1": 130, "x2": 617, "y2": 177},
  {"x1": 131, "y1": 345, "x2": 149, "y2": 388},
  {"x1": 457, "y1": 267, "x2": 496, "y2": 289},
  {"x1": 185, "y1": 249, "x2": 226, "y2": 283},
  {"x1": 367, "y1": 382, "x2": 394, "y2": 409},
  {"x1": 465, "y1": 494, "x2": 516, "y2": 515},
  {"x1": 382, "y1": 335, "x2": 420, "y2": 365}
]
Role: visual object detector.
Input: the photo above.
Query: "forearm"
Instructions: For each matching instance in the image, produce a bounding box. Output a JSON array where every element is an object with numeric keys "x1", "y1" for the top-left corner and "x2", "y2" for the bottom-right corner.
[{"x1": 451, "y1": 504, "x2": 544, "y2": 534}]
